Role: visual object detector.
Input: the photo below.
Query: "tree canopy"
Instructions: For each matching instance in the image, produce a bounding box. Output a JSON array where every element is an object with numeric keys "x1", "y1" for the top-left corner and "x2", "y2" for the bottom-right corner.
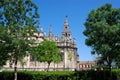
[
  {"x1": 34, "y1": 40, "x2": 61, "y2": 71},
  {"x1": 83, "y1": 4, "x2": 120, "y2": 70},
  {"x1": 0, "y1": 0, "x2": 39, "y2": 27}
]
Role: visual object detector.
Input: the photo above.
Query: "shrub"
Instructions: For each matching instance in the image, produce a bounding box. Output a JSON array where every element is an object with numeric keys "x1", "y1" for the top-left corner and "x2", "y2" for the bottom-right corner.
[{"x1": 0, "y1": 70, "x2": 119, "y2": 80}]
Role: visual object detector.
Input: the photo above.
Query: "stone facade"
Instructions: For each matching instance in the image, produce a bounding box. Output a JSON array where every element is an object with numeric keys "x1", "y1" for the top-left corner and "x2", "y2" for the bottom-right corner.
[{"x1": 4, "y1": 17, "x2": 79, "y2": 71}]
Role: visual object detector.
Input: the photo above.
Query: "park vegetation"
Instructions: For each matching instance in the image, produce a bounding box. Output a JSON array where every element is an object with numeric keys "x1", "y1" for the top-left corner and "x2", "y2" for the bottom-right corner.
[{"x1": 0, "y1": 0, "x2": 120, "y2": 80}]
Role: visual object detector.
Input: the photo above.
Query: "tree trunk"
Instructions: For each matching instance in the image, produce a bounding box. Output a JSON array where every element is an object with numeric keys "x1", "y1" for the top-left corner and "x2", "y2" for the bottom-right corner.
[
  {"x1": 54, "y1": 62, "x2": 55, "y2": 71},
  {"x1": 106, "y1": 56, "x2": 112, "y2": 72},
  {"x1": 44, "y1": 62, "x2": 46, "y2": 71},
  {"x1": 47, "y1": 62, "x2": 51, "y2": 72},
  {"x1": 14, "y1": 57, "x2": 18, "y2": 80},
  {"x1": 34, "y1": 60, "x2": 36, "y2": 71},
  {"x1": 57, "y1": 63, "x2": 58, "y2": 71},
  {"x1": 108, "y1": 62, "x2": 112, "y2": 71}
]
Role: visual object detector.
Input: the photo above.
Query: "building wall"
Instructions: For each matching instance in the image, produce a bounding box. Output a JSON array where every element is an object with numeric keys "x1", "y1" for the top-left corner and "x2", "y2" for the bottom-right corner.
[{"x1": 78, "y1": 61, "x2": 95, "y2": 70}]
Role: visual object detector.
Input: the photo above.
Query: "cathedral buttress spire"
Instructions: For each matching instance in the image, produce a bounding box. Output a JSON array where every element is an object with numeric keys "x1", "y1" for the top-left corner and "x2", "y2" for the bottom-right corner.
[
  {"x1": 49, "y1": 24, "x2": 53, "y2": 40},
  {"x1": 49, "y1": 24, "x2": 52, "y2": 34},
  {"x1": 40, "y1": 27, "x2": 43, "y2": 32}
]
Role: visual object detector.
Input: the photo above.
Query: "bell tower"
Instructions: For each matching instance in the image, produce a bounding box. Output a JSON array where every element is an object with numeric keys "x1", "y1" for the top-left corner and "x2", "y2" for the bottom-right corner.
[{"x1": 62, "y1": 16, "x2": 71, "y2": 42}]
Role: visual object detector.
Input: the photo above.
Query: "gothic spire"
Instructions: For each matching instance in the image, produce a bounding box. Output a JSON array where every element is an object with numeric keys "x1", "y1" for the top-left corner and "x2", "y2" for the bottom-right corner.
[
  {"x1": 49, "y1": 24, "x2": 52, "y2": 34},
  {"x1": 49, "y1": 24, "x2": 53, "y2": 39},
  {"x1": 40, "y1": 27, "x2": 43, "y2": 32}
]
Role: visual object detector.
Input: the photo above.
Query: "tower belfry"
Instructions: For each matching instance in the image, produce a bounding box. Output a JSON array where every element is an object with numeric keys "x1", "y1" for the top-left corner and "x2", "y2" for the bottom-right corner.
[{"x1": 62, "y1": 16, "x2": 71, "y2": 42}]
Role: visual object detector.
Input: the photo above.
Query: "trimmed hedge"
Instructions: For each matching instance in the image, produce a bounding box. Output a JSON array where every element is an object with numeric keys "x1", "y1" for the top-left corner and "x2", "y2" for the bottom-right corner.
[
  {"x1": 0, "y1": 70, "x2": 119, "y2": 80},
  {"x1": 75, "y1": 70, "x2": 117, "y2": 80},
  {"x1": 112, "y1": 69, "x2": 120, "y2": 80},
  {"x1": 0, "y1": 71, "x2": 75, "y2": 80}
]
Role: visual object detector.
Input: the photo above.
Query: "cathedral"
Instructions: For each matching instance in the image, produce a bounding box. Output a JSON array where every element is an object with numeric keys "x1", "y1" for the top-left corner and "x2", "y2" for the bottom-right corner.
[
  {"x1": 4, "y1": 17, "x2": 94, "y2": 71},
  {"x1": 30, "y1": 17, "x2": 79, "y2": 70}
]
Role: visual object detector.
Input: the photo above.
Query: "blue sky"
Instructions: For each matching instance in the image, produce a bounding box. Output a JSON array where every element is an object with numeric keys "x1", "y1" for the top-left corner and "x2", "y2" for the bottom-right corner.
[{"x1": 32, "y1": 0, "x2": 120, "y2": 61}]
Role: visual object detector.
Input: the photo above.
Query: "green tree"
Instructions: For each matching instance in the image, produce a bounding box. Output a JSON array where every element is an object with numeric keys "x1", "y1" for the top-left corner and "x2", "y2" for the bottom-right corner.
[
  {"x1": 0, "y1": 0, "x2": 39, "y2": 80},
  {"x1": 83, "y1": 4, "x2": 120, "y2": 71},
  {"x1": 53, "y1": 49, "x2": 61, "y2": 71},
  {"x1": 34, "y1": 40, "x2": 61, "y2": 71}
]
